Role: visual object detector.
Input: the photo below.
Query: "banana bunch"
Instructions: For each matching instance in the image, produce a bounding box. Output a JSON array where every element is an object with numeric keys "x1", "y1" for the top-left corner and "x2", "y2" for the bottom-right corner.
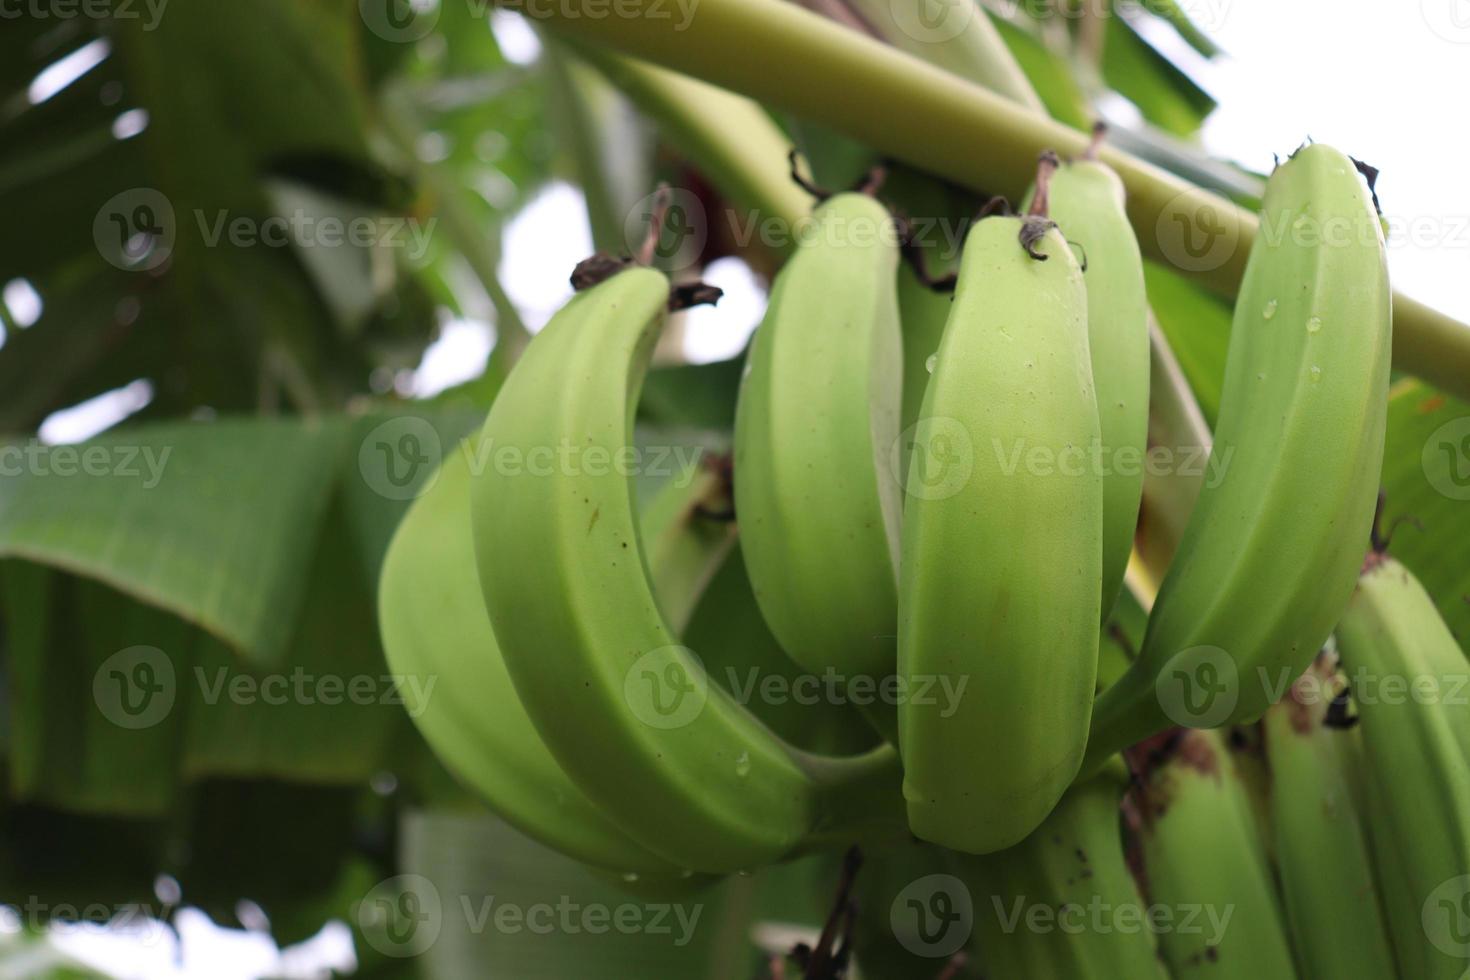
[
  {"x1": 469, "y1": 260, "x2": 905, "y2": 875},
  {"x1": 1337, "y1": 553, "x2": 1470, "y2": 979},
  {"x1": 374, "y1": 137, "x2": 1470, "y2": 978},
  {"x1": 1086, "y1": 142, "x2": 1393, "y2": 767}
]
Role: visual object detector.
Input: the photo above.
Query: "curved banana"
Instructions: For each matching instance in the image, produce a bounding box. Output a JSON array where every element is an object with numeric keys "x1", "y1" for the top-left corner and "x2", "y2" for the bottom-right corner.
[
  {"x1": 899, "y1": 164, "x2": 1104, "y2": 854},
  {"x1": 1262, "y1": 648, "x2": 1396, "y2": 978},
  {"x1": 471, "y1": 264, "x2": 905, "y2": 874},
  {"x1": 1086, "y1": 142, "x2": 1392, "y2": 767},
  {"x1": 379, "y1": 442, "x2": 726, "y2": 875},
  {"x1": 1337, "y1": 553, "x2": 1470, "y2": 979},
  {"x1": 733, "y1": 191, "x2": 904, "y2": 740},
  {"x1": 959, "y1": 761, "x2": 1167, "y2": 979},
  {"x1": 1026, "y1": 138, "x2": 1150, "y2": 621},
  {"x1": 1129, "y1": 728, "x2": 1298, "y2": 979}
]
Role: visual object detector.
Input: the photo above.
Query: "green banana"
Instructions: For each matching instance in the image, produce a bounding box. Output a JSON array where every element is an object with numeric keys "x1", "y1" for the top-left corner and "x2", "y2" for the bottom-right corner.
[
  {"x1": 379, "y1": 442, "x2": 724, "y2": 874},
  {"x1": 1262, "y1": 648, "x2": 1397, "y2": 978},
  {"x1": 1025, "y1": 141, "x2": 1150, "y2": 621},
  {"x1": 1337, "y1": 554, "x2": 1470, "y2": 979},
  {"x1": 471, "y1": 264, "x2": 905, "y2": 874},
  {"x1": 733, "y1": 191, "x2": 904, "y2": 741},
  {"x1": 959, "y1": 760, "x2": 1167, "y2": 979},
  {"x1": 898, "y1": 162, "x2": 1104, "y2": 854},
  {"x1": 1086, "y1": 142, "x2": 1392, "y2": 767},
  {"x1": 1129, "y1": 728, "x2": 1298, "y2": 978}
]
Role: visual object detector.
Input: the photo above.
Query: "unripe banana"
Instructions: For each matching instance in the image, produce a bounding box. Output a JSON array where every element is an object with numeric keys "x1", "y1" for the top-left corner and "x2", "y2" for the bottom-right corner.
[
  {"x1": 1128, "y1": 728, "x2": 1298, "y2": 979},
  {"x1": 379, "y1": 442, "x2": 721, "y2": 874},
  {"x1": 1262, "y1": 648, "x2": 1396, "y2": 979},
  {"x1": 959, "y1": 761, "x2": 1167, "y2": 979},
  {"x1": 1025, "y1": 141, "x2": 1150, "y2": 621},
  {"x1": 1337, "y1": 553, "x2": 1470, "y2": 979},
  {"x1": 733, "y1": 191, "x2": 904, "y2": 741},
  {"x1": 898, "y1": 169, "x2": 1104, "y2": 854},
  {"x1": 472, "y1": 265, "x2": 905, "y2": 874},
  {"x1": 1086, "y1": 143, "x2": 1392, "y2": 768}
]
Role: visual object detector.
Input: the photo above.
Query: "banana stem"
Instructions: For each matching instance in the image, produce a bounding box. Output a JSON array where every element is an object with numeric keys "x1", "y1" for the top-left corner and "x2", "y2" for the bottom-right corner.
[{"x1": 509, "y1": 0, "x2": 1470, "y2": 401}]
